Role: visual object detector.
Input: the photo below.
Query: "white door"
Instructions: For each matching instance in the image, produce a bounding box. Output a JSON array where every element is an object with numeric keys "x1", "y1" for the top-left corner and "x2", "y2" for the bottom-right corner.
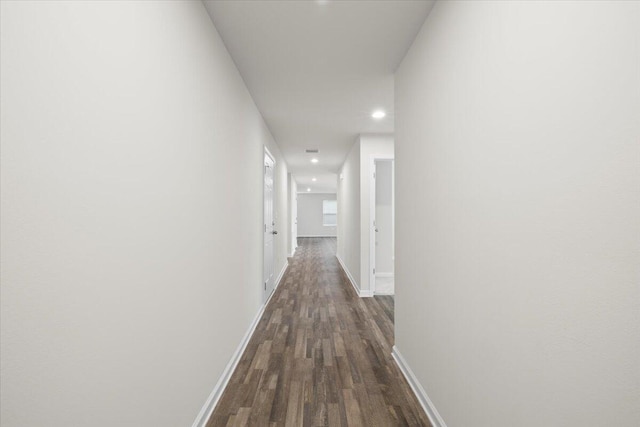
[
  {"x1": 264, "y1": 150, "x2": 276, "y2": 300},
  {"x1": 371, "y1": 159, "x2": 395, "y2": 295},
  {"x1": 292, "y1": 194, "x2": 297, "y2": 254}
]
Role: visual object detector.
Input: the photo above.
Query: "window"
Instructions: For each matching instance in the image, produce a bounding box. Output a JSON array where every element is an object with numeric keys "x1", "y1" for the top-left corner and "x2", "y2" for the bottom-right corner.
[{"x1": 322, "y1": 200, "x2": 337, "y2": 226}]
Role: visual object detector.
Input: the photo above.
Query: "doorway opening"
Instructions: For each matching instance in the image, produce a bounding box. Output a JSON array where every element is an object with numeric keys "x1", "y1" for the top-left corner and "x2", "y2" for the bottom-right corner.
[{"x1": 370, "y1": 158, "x2": 394, "y2": 295}]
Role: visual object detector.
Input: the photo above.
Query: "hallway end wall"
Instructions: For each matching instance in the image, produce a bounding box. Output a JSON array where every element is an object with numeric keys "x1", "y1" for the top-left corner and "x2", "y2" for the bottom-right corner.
[
  {"x1": 395, "y1": 1, "x2": 640, "y2": 426},
  {"x1": 297, "y1": 193, "x2": 337, "y2": 237}
]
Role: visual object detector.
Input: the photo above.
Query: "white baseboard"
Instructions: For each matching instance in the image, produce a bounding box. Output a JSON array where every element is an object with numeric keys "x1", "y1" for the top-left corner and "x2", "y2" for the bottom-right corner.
[
  {"x1": 336, "y1": 254, "x2": 360, "y2": 295},
  {"x1": 335, "y1": 255, "x2": 373, "y2": 298},
  {"x1": 374, "y1": 290, "x2": 394, "y2": 296},
  {"x1": 391, "y1": 346, "x2": 447, "y2": 427},
  {"x1": 270, "y1": 261, "x2": 288, "y2": 300},
  {"x1": 191, "y1": 262, "x2": 289, "y2": 427},
  {"x1": 297, "y1": 235, "x2": 337, "y2": 238}
]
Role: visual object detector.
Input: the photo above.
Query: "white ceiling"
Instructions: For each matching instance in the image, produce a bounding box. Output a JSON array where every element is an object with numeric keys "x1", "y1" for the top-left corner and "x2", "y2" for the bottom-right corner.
[{"x1": 204, "y1": 0, "x2": 435, "y2": 192}]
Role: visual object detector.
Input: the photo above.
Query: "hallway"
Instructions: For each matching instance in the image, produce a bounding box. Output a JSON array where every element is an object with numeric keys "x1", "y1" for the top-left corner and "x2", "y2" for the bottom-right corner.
[
  {"x1": 2, "y1": 2, "x2": 638, "y2": 426},
  {"x1": 207, "y1": 238, "x2": 430, "y2": 427}
]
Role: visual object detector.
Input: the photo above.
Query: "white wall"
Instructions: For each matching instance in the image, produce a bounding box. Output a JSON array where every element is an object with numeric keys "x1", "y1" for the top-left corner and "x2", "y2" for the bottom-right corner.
[
  {"x1": 297, "y1": 193, "x2": 337, "y2": 237},
  {"x1": 395, "y1": 2, "x2": 640, "y2": 427},
  {"x1": 0, "y1": 2, "x2": 289, "y2": 426},
  {"x1": 337, "y1": 139, "x2": 361, "y2": 289}
]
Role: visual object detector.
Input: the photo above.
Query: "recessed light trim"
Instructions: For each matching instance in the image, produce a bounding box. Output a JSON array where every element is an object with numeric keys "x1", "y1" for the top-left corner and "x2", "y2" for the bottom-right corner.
[
  {"x1": 311, "y1": 158, "x2": 319, "y2": 164},
  {"x1": 312, "y1": 177, "x2": 317, "y2": 182},
  {"x1": 307, "y1": 188, "x2": 311, "y2": 192},
  {"x1": 372, "y1": 110, "x2": 386, "y2": 119}
]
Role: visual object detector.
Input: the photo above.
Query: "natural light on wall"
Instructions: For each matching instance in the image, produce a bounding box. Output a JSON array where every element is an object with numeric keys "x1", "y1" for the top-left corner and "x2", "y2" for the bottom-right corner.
[{"x1": 323, "y1": 200, "x2": 337, "y2": 226}]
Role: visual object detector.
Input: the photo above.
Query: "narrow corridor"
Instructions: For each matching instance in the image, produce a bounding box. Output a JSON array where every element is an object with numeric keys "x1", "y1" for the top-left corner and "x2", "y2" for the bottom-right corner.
[{"x1": 207, "y1": 237, "x2": 430, "y2": 426}]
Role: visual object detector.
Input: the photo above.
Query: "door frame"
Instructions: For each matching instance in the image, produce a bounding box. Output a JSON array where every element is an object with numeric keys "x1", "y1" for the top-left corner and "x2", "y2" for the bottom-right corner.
[
  {"x1": 369, "y1": 156, "x2": 394, "y2": 295},
  {"x1": 263, "y1": 146, "x2": 276, "y2": 302}
]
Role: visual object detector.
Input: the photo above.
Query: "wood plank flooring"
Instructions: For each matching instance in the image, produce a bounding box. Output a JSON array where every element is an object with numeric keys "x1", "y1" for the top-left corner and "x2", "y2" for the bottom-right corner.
[{"x1": 206, "y1": 237, "x2": 431, "y2": 427}]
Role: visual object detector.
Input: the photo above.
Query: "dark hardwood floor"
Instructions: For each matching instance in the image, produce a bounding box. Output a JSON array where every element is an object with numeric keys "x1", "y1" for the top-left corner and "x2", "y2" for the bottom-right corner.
[{"x1": 207, "y1": 237, "x2": 431, "y2": 427}]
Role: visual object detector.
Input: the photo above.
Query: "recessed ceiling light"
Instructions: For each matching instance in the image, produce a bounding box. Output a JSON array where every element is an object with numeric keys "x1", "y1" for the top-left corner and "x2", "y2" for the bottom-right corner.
[
  {"x1": 312, "y1": 177, "x2": 317, "y2": 182},
  {"x1": 311, "y1": 158, "x2": 319, "y2": 163},
  {"x1": 307, "y1": 188, "x2": 311, "y2": 192},
  {"x1": 372, "y1": 110, "x2": 386, "y2": 119}
]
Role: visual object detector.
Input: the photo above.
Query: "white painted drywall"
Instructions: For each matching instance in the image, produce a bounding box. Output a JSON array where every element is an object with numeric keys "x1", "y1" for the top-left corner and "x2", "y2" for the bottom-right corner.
[
  {"x1": 0, "y1": 2, "x2": 289, "y2": 426},
  {"x1": 395, "y1": 1, "x2": 640, "y2": 426},
  {"x1": 375, "y1": 160, "x2": 394, "y2": 275},
  {"x1": 337, "y1": 139, "x2": 361, "y2": 289},
  {"x1": 297, "y1": 193, "x2": 337, "y2": 237}
]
